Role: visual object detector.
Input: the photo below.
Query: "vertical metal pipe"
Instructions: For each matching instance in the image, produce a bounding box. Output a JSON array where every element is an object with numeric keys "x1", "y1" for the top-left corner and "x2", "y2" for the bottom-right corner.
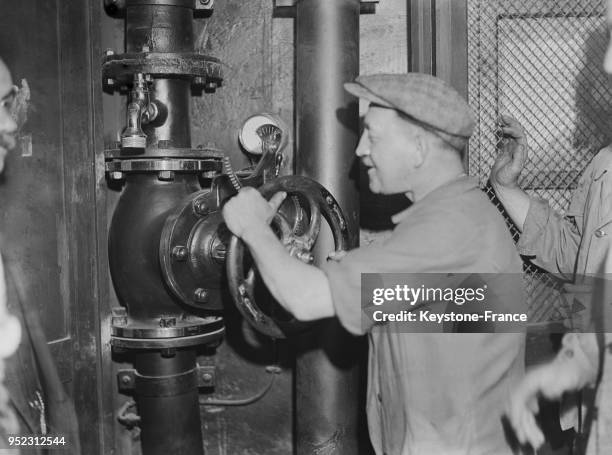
[
  {"x1": 295, "y1": 0, "x2": 362, "y2": 453},
  {"x1": 125, "y1": 3, "x2": 194, "y2": 149},
  {"x1": 295, "y1": 0, "x2": 360, "y2": 226},
  {"x1": 126, "y1": 4, "x2": 194, "y2": 53},
  {"x1": 110, "y1": 4, "x2": 206, "y2": 455},
  {"x1": 133, "y1": 350, "x2": 203, "y2": 455},
  {"x1": 148, "y1": 79, "x2": 191, "y2": 148}
]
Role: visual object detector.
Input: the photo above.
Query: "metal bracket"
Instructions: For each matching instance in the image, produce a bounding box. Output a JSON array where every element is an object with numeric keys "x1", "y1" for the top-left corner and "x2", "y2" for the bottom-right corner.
[
  {"x1": 196, "y1": 365, "x2": 216, "y2": 388},
  {"x1": 117, "y1": 369, "x2": 137, "y2": 393},
  {"x1": 118, "y1": 366, "x2": 214, "y2": 393}
]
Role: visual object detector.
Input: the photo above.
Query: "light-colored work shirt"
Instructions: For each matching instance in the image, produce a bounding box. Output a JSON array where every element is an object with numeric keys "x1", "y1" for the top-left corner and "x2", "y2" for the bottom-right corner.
[
  {"x1": 323, "y1": 175, "x2": 526, "y2": 455},
  {"x1": 518, "y1": 147, "x2": 612, "y2": 454}
]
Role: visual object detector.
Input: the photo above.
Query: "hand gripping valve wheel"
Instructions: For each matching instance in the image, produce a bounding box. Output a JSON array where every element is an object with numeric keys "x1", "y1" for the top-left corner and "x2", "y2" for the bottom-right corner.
[{"x1": 159, "y1": 113, "x2": 353, "y2": 338}]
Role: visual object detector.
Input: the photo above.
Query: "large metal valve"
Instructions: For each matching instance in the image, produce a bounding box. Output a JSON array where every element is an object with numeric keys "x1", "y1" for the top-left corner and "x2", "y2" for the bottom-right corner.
[{"x1": 225, "y1": 175, "x2": 351, "y2": 339}]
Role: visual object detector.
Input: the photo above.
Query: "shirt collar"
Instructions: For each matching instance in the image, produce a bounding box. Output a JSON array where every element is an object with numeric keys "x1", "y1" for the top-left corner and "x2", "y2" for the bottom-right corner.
[{"x1": 391, "y1": 174, "x2": 479, "y2": 224}]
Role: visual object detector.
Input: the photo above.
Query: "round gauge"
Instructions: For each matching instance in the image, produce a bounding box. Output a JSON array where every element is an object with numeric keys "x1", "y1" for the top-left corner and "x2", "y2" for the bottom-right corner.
[{"x1": 238, "y1": 113, "x2": 285, "y2": 155}]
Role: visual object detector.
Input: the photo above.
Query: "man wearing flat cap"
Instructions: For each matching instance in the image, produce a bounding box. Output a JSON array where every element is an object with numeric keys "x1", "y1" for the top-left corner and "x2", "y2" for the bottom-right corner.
[{"x1": 223, "y1": 73, "x2": 526, "y2": 454}]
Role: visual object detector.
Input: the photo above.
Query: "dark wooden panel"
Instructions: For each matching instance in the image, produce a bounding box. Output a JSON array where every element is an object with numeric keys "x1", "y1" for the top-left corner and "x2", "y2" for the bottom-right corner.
[
  {"x1": 59, "y1": 0, "x2": 103, "y2": 453},
  {"x1": 435, "y1": 0, "x2": 468, "y2": 97},
  {"x1": 0, "y1": 0, "x2": 103, "y2": 452},
  {"x1": 410, "y1": 0, "x2": 435, "y2": 74},
  {"x1": 48, "y1": 337, "x2": 73, "y2": 384},
  {"x1": 0, "y1": 0, "x2": 68, "y2": 342}
]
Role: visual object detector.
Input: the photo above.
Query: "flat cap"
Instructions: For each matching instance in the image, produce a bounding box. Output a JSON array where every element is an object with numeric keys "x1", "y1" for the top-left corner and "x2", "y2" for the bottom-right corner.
[{"x1": 344, "y1": 73, "x2": 475, "y2": 149}]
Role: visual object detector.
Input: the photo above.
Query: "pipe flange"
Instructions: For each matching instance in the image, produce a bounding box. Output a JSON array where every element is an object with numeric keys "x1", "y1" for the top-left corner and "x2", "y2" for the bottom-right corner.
[
  {"x1": 105, "y1": 0, "x2": 214, "y2": 14},
  {"x1": 105, "y1": 147, "x2": 225, "y2": 160},
  {"x1": 127, "y1": 0, "x2": 196, "y2": 7},
  {"x1": 105, "y1": 158, "x2": 223, "y2": 178},
  {"x1": 111, "y1": 327, "x2": 225, "y2": 349},
  {"x1": 102, "y1": 52, "x2": 223, "y2": 87},
  {"x1": 160, "y1": 187, "x2": 231, "y2": 311},
  {"x1": 111, "y1": 314, "x2": 223, "y2": 339}
]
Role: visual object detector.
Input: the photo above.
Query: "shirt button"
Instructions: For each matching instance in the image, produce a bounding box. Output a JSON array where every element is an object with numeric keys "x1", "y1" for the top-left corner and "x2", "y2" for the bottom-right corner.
[{"x1": 595, "y1": 229, "x2": 607, "y2": 238}]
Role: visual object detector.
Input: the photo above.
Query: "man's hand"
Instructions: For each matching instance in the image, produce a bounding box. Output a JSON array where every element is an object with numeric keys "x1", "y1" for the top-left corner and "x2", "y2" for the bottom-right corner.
[
  {"x1": 506, "y1": 357, "x2": 589, "y2": 450},
  {"x1": 490, "y1": 114, "x2": 528, "y2": 190},
  {"x1": 222, "y1": 187, "x2": 287, "y2": 241}
]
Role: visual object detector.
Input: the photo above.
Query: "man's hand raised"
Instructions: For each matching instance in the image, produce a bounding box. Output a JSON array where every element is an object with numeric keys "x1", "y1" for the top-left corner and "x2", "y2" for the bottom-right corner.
[{"x1": 490, "y1": 114, "x2": 528, "y2": 190}]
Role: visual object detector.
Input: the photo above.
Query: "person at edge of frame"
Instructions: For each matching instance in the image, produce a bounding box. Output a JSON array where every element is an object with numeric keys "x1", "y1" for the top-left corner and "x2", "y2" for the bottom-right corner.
[
  {"x1": 0, "y1": 56, "x2": 23, "y2": 452},
  {"x1": 497, "y1": 1, "x2": 612, "y2": 452},
  {"x1": 0, "y1": 57, "x2": 80, "y2": 454}
]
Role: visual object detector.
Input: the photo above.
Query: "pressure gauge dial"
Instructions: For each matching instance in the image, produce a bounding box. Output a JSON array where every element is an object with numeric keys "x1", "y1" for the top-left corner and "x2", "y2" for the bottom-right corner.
[{"x1": 238, "y1": 113, "x2": 287, "y2": 155}]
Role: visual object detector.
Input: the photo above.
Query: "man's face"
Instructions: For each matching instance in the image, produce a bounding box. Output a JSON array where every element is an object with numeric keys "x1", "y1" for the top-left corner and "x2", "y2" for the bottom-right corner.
[
  {"x1": 0, "y1": 61, "x2": 20, "y2": 437},
  {"x1": 0, "y1": 61, "x2": 17, "y2": 173},
  {"x1": 355, "y1": 106, "x2": 421, "y2": 195}
]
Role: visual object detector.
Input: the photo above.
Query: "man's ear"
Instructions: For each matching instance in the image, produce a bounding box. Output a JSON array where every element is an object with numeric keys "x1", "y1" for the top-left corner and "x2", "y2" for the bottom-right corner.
[{"x1": 413, "y1": 133, "x2": 427, "y2": 168}]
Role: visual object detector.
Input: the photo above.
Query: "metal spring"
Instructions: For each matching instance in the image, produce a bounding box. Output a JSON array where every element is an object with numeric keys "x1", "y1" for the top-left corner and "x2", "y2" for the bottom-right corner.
[{"x1": 223, "y1": 155, "x2": 242, "y2": 192}]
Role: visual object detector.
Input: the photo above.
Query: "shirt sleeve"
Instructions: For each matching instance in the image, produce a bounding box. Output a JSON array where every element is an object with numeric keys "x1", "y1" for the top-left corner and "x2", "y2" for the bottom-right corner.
[
  {"x1": 517, "y1": 197, "x2": 582, "y2": 280},
  {"x1": 516, "y1": 152, "x2": 604, "y2": 279},
  {"x1": 322, "y1": 209, "x2": 480, "y2": 335}
]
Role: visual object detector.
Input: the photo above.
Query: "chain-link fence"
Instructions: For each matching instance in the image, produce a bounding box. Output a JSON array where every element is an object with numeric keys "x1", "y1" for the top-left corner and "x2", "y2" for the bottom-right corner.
[{"x1": 467, "y1": 0, "x2": 612, "y2": 321}]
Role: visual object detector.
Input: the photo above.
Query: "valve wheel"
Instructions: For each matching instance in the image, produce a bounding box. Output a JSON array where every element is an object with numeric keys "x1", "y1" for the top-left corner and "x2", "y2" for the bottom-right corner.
[{"x1": 226, "y1": 175, "x2": 352, "y2": 338}]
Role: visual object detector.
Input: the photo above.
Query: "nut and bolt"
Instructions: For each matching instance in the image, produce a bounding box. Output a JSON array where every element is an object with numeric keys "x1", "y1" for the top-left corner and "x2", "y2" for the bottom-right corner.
[
  {"x1": 110, "y1": 171, "x2": 124, "y2": 180},
  {"x1": 106, "y1": 78, "x2": 115, "y2": 86},
  {"x1": 159, "y1": 317, "x2": 177, "y2": 328},
  {"x1": 112, "y1": 315, "x2": 128, "y2": 326},
  {"x1": 193, "y1": 76, "x2": 206, "y2": 86},
  {"x1": 201, "y1": 373, "x2": 213, "y2": 382},
  {"x1": 211, "y1": 244, "x2": 227, "y2": 262},
  {"x1": 120, "y1": 374, "x2": 132, "y2": 385},
  {"x1": 158, "y1": 170, "x2": 175, "y2": 181},
  {"x1": 112, "y1": 307, "x2": 128, "y2": 316},
  {"x1": 194, "y1": 288, "x2": 209, "y2": 303},
  {"x1": 193, "y1": 200, "x2": 209, "y2": 216},
  {"x1": 111, "y1": 307, "x2": 128, "y2": 326},
  {"x1": 105, "y1": 49, "x2": 115, "y2": 57},
  {"x1": 204, "y1": 81, "x2": 217, "y2": 92},
  {"x1": 201, "y1": 171, "x2": 217, "y2": 179},
  {"x1": 172, "y1": 245, "x2": 188, "y2": 261}
]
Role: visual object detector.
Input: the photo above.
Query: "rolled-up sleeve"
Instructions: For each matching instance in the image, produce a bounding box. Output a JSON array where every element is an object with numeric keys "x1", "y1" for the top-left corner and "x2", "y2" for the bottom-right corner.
[
  {"x1": 323, "y1": 255, "x2": 371, "y2": 335},
  {"x1": 321, "y1": 209, "x2": 479, "y2": 335}
]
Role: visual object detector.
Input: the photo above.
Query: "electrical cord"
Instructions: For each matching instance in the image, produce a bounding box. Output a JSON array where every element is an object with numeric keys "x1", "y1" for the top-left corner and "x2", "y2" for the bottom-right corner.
[
  {"x1": 199, "y1": 338, "x2": 283, "y2": 407},
  {"x1": 199, "y1": 365, "x2": 282, "y2": 407}
]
